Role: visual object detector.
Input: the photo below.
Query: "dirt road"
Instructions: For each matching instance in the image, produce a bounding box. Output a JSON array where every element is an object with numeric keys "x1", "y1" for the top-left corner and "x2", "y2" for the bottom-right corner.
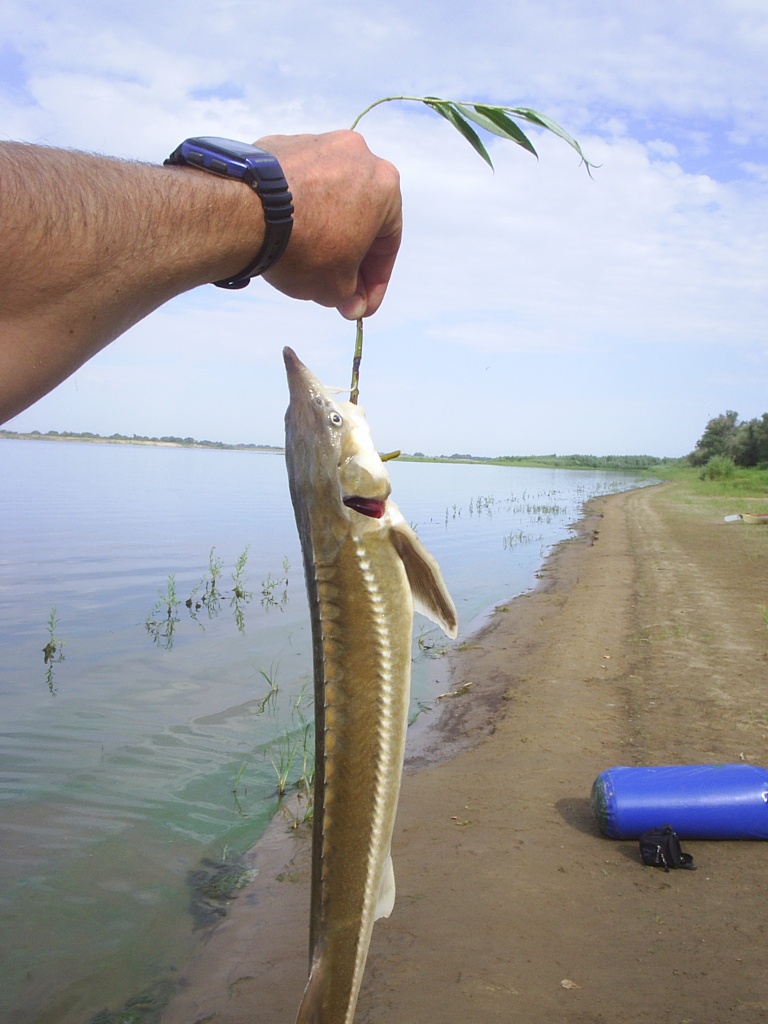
[{"x1": 163, "y1": 481, "x2": 768, "y2": 1024}]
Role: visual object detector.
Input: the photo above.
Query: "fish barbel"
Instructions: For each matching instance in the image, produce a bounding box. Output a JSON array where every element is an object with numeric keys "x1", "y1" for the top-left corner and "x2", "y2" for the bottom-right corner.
[{"x1": 283, "y1": 347, "x2": 458, "y2": 1024}]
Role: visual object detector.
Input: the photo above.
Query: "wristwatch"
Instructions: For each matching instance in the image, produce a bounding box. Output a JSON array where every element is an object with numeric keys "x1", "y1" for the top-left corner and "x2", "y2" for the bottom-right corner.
[{"x1": 165, "y1": 137, "x2": 294, "y2": 289}]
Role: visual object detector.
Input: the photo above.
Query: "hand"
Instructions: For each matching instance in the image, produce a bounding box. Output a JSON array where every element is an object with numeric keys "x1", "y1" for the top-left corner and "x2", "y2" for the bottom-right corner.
[{"x1": 256, "y1": 131, "x2": 402, "y2": 318}]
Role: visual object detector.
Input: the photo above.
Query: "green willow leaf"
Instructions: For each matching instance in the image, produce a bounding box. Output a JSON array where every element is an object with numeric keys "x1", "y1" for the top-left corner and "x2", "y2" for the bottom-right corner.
[
  {"x1": 346, "y1": 92, "x2": 594, "y2": 399},
  {"x1": 424, "y1": 98, "x2": 494, "y2": 169},
  {"x1": 457, "y1": 103, "x2": 538, "y2": 158},
  {"x1": 503, "y1": 106, "x2": 591, "y2": 165},
  {"x1": 350, "y1": 95, "x2": 595, "y2": 172}
]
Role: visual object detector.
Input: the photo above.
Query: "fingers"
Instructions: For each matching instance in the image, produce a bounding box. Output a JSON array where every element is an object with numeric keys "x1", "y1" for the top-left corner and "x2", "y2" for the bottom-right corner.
[
  {"x1": 254, "y1": 131, "x2": 402, "y2": 316},
  {"x1": 337, "y1": 221, "x2": 403, "y2": 320}
]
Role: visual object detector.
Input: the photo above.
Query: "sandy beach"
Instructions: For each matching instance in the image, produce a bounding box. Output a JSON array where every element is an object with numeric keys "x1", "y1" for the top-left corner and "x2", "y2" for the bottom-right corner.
[{"x1": 161, "y1": 480, "x2": 768, "y2": 1024}]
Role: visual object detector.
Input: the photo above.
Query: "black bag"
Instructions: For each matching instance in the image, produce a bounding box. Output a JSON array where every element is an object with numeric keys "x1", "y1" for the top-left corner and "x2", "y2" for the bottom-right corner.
[{"x1": 639, "y1": 826, "x2": 696, "y2": 871}]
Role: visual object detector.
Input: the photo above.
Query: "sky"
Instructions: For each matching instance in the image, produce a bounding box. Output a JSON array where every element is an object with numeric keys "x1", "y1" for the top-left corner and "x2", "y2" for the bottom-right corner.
[{"x1": 2, "y1": 0, "x2": 767, "y2": 458}]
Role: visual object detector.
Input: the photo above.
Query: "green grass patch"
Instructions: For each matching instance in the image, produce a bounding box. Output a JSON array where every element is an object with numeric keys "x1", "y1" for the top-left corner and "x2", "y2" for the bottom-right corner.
[{"x1": 648, "y1": 462, "x2": 768, "y2": 498}]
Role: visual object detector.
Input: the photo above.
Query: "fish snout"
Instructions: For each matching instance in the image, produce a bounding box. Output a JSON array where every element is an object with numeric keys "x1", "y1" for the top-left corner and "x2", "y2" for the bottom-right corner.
[{"x1": 283, "y1": 347, "x2": 319, "y2": 403}]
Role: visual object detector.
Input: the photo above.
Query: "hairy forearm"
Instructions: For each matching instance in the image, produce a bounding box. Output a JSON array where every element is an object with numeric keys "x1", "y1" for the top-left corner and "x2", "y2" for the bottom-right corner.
[
  {"x1": 0, "y1": 132, "x2": 401, "y2": 424},
  {"x1": 0, "y1": 143, "x2": 263, "y2": 422}
]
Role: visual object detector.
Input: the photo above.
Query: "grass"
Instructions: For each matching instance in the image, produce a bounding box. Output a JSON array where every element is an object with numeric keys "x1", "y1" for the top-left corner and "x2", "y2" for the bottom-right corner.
[
  {"x1": 648, "y1": 462, "x2": 768, "y2": 498},
  {"x1": 231, "y1": 663, "x2": 316, "y2": 828},
  {"x1": 271, "y1": 732, "x2": 300, "y2": 797},
  {"x1": 629, "y1": 465, "x2": 768, "y2": 648},
  {"x1": 255, "y1": 663, "x2": 281, "y2": 712}
]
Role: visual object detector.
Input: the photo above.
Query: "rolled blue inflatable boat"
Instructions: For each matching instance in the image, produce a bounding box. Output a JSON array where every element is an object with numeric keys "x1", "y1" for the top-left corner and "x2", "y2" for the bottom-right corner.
[{"x1": 591, "y1": 764, "x2": 768, "y2": 840}]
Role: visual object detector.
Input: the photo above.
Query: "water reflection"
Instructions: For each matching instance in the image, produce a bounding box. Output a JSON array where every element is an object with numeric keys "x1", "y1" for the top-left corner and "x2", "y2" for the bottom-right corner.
[{"x1": 0, "y1": 438, "x2": 648, "y2": 1024}]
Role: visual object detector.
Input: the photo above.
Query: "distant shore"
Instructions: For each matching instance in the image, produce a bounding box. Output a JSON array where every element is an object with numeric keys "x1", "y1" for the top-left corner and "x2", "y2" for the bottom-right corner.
[
  {"x1": 0, "y1": 430, "x2": 676, "y2": 471},
  {"x1": 0, "y1": 429, "x2": 284, "y2": 454}
]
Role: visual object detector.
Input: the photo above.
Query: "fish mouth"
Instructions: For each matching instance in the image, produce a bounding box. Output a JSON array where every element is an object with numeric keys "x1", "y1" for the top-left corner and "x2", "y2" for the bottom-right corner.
[{"x1": 343, "y1": 496, "x2": 386, "y2": 519}]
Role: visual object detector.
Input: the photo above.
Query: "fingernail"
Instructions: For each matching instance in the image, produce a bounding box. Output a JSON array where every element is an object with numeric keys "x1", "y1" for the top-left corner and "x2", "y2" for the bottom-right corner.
[{"x1": 338, "y1": 295, "x2": 367, "y2": 320}]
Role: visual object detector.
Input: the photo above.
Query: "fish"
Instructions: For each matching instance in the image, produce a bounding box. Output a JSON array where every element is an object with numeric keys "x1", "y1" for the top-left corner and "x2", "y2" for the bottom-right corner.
[{"x1": 283, "y1": 347, "x2": 458, "y2": 1024}]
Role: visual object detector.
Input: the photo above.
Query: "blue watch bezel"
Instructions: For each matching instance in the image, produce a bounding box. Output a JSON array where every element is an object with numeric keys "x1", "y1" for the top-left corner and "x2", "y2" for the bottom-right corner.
[{"x1": 165, "y1": 137, "x2": 294, "y2": 288}]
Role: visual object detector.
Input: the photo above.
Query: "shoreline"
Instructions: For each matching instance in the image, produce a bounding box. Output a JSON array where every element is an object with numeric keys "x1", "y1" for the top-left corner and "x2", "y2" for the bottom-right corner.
[
  {"x1": 162, "y1": 478, "x2": 768, "y2": 1023},
  {"x1": 159, "y1": 493, "x2": 617, "y2": 1024},
  {"x1": 0, "y1": 431, "x2": 284, "y2": 453}
]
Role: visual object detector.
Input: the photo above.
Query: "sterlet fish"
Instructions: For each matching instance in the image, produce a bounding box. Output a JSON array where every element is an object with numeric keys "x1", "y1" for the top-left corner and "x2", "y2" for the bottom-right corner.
[{"x1": 283, "y1": 347, "x2": 458, "y2": 1024}]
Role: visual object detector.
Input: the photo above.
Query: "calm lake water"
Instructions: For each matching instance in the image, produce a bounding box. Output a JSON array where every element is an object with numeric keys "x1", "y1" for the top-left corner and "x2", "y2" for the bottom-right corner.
[{"x1": 0, "y1": 438, "x2": 645, "y2": 1023}]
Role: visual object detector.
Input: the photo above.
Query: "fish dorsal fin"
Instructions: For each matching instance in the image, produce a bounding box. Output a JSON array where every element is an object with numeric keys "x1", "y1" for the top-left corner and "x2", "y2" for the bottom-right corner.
[
  {"x1": 391, "y1": 520, "x2": 458, "y2": 639},
  {"x1": 375, "y1": 854, "x2": 396, "y2": 920}
]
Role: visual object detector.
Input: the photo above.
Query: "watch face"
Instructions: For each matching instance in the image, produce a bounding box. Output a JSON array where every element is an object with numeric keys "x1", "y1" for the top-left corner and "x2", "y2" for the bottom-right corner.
[
  {"x1": 176, "y1": 137, "x2": 270, "y2": 179},
  {"x1": 190, "y1": 137, "x2": 262, "y2": 161}
]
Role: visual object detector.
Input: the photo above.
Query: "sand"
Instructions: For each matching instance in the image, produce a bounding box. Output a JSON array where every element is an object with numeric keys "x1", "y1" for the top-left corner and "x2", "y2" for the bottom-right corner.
[{"x1": 161, "y1": 480, "x2": 768, "y2": 1024}]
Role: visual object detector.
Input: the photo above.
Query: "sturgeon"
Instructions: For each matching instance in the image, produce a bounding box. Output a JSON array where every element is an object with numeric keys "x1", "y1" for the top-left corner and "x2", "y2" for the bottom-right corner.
[{"x1": 283, "y1": 347, "x2": 458, "y2": 1024}]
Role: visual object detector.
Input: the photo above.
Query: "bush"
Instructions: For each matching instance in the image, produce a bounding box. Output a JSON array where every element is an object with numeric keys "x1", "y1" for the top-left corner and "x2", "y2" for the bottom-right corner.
[{"x1": 699, "y1": 455, "x2": 736, "y2": 480}]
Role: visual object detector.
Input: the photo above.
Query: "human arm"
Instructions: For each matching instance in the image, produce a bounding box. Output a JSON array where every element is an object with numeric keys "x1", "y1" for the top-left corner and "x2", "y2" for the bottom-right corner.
[{"x1": 0, "y1": 131, "x2": 401, "y2": 423}]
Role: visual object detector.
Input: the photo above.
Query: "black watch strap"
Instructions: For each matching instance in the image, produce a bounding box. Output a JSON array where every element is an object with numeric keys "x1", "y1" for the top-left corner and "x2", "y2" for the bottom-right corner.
[{"x1": 165, "y1": 137, "x2": 294, "y2": 289}]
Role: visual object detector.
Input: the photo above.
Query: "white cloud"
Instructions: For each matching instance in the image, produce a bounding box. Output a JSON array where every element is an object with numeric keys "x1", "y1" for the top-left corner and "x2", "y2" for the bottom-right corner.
[{"x1": 2, "y1": 0, "x2": 767, "y2": 456}]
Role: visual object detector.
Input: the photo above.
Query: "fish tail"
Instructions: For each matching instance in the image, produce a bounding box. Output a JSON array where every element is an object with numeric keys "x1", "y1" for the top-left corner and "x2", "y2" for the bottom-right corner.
[
  {"x1": 295, "y1": 963, "x2": 327, "y2": 1024},
  {"x1": 296, "y1": 958, "x2": 360, "y2": 1024}
]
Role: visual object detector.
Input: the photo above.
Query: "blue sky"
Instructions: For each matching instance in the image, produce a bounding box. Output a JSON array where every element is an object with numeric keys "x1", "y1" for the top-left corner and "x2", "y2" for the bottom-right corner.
[{"x1": 2, "y1": 0, "x2": 767, "y2": 457}]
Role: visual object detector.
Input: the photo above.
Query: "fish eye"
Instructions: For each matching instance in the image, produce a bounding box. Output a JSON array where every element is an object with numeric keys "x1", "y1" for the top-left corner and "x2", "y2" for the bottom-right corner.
[{"x1": 329, "y1": 411, "x2": 343, "y2": 427}]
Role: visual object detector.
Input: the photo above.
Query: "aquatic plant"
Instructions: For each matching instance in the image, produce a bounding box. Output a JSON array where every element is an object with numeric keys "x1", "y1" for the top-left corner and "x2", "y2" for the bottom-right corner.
[
  {"x1": 294, "y1": 721, "x2": 315, "y2": 796},
  {"x1": 228, "y1": 664, "x2": 316, "y2": 827},
  {"x1": 271, "y1": 731, "x2": 299, "y2": 796},
  {"x1": 255, "y1": 662, "x2": 281, "y2": 712},
  {"x1": 502, "y1": 529, "x2": 535, "y2": 550},
  {"x1": 43, "y1": 605, "x2": 64, "y2": 694},
  {"x1": 187, "y1": 852, "x2": 258, "y2": 931},
  {"x1": 416, "y1": 625, "x2": 451, "y2": 659},
  {"x1": 260, "y1": 555, "x2": 290, "y2": 611},
  {"x1": 231, "y1": 545, "x2": 252, "y2": 601},
  {"x1": 200, "y1": 546, "x2": 225, "y2": 616},
  {"x1": 471, "y1": 494, "x2": 496, "y2": 516},
  {"x1": 88, "y1": 979, "x2": 176, "y2": 1024},
  {"x1": 144, "y1": 546, "x2": 289, "y2": 646},
  {"x1": 229, "y1": 547, "x2": 252, "y2": 633},
  {"x1": 144, "y1": 575, "x2": 180, "y2": 649},
  {"x1": 408, "y1": 697, "x2": 434, "y2": 727},
  {"x1": 43, "y1": 605, "x2": 64, "y2": 662},
  {"x1": 269, "y1": 698, "x2": 316, "y2": 802}
]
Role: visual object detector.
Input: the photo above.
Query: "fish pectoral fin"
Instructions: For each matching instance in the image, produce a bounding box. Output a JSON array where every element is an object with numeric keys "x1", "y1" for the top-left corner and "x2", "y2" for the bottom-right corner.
[
  {"x1": 375, "y1": 854, "x2": 396, "y2": 920},
  {"x1": 391, "y1": 521, "x2": 459, "y2": 639}
]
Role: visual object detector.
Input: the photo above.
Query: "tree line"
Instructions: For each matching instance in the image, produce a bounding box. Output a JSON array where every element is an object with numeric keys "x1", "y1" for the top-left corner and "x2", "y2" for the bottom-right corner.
[
  {"x1": 0, "y1": 429, "x2": 282, "y2": 452},
  {"x1": 495, "y1": 453, "x2": 675, "y2": 470},
  {"x1": 688, "y1": 410, "x2": 768, "y2": 468}
]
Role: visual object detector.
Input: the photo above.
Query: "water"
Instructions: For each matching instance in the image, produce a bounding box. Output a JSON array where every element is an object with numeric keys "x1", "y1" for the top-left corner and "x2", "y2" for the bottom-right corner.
[{"x1": 0, "y1": 438, "x2": 644, "y2": 1022}]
